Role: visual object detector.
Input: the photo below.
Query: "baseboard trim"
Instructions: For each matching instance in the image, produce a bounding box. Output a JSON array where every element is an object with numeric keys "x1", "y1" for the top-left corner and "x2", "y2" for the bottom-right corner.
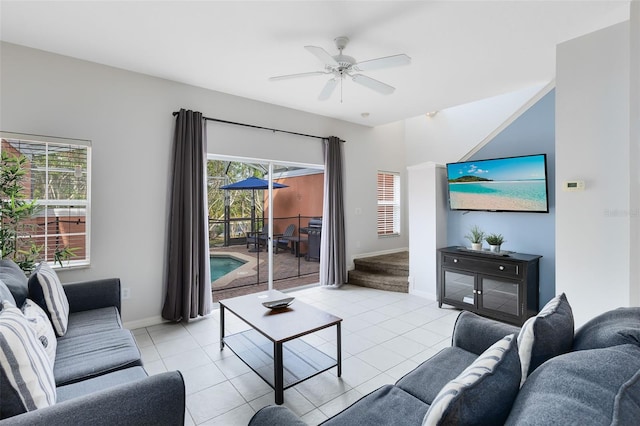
[
  {"x1": 410, "y1": 288, "x2": 437, "y2": 302},
  {"x1": 123, "y1": 315, "x2": 166, "y2": 330}
]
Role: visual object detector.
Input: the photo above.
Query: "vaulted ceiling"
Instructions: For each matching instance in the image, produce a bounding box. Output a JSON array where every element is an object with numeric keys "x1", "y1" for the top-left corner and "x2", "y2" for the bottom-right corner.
[{"x1": 0, "y1": 1, "x2": 630, "y2": 126}]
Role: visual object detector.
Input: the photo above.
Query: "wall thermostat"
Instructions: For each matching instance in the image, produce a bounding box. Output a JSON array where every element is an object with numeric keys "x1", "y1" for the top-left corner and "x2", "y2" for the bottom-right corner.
[{"x1": 563, "y1": 180, "x2": 585, "y2": 191}]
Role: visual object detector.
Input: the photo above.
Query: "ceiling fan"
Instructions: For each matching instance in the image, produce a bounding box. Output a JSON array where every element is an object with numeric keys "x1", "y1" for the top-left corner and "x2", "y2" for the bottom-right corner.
[{"x1": 269, "y1": 36, "x2": 411, "y2": 101}]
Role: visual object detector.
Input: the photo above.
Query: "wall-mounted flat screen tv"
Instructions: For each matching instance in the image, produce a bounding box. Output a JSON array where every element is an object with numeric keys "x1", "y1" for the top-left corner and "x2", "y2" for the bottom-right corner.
[{"x1": 446, "y1": 154, "x2": 549, "y2": 213}]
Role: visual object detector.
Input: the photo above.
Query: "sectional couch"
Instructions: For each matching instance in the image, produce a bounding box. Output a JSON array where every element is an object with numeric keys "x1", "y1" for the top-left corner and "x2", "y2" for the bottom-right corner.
[
  {"x1": 0, "y1": 259, "x2": 185, "y2": 425},
  {"x1": 249, "y1": 294, "x2": 640, "y2": 425}
]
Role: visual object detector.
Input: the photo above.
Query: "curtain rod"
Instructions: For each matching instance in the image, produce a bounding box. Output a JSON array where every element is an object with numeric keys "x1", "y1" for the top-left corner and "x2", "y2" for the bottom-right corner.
[{"x1": 172, "y1": 111, "x2": 327, "y2": 141}]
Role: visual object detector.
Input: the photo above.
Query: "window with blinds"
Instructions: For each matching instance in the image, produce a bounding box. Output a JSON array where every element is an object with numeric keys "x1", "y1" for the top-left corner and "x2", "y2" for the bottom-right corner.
[
  {"x1": 377, "y1": 171, "x2": 400, "y2": 236},
  {"x1": 1, "y1": 133, "x2": 91, "y2": 269}
]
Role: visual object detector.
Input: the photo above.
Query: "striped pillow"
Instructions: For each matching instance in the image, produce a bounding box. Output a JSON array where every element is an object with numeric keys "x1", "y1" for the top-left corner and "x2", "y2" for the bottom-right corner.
[
  {"x1": 0, "y1": 300, "x2": 56, "y2": 416},
  {"x1": 423, "y1": 334, "x2": 521, "y2": 426},
  {"x1": 31, "y1": 262, "x2": 69, "y2": 337},
  {"x1": 21, "y1": 298, "x2": 57, "y2": 363}
]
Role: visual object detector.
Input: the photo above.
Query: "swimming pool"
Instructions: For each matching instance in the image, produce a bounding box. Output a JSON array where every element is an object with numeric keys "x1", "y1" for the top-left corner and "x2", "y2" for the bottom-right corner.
[{"x1": 210, "y1": 256, "x2": 247, "y2": 281}]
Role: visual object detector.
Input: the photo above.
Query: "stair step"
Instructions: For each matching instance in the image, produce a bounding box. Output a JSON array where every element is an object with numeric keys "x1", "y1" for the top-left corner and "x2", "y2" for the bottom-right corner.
[
  {"x1": 347, "y1": 270, "x2": 409, "y2": 293},
  {"x1": 353, "y1": 251, "x2": 409, "y2": 277}
]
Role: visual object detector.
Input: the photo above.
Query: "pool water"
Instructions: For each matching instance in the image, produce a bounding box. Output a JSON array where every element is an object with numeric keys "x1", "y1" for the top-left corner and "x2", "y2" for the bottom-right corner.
[{"x1": 210, "y1": 256, "x2": 246, "y2": 281}]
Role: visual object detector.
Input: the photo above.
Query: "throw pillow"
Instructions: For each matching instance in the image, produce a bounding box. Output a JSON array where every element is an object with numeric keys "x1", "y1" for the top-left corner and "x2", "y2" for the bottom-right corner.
[
  {"x1": 21, "y1": 298, "x2": 57, "y2": 363},
  {"x1": 28, "y1": 262, "x2": 69, "y2": 337},
  {"x1": 517, "y1": 293, "x2": 573, "y2": 386},
  {"x1": 422, "y1": 333, "x2": 521, "y2": 426},
  {"x1": 0, "y1": 278, "x2": 17, "y2": 306},
  {"x1": 0, "y1": 259, "x2": 29, "y2": 306},
  {"x1": 572, "y1": 307, "x2": 640, "y2": 351},
  {"x1": 0, "y1": 300, "x2": 56, "y2": 417}
]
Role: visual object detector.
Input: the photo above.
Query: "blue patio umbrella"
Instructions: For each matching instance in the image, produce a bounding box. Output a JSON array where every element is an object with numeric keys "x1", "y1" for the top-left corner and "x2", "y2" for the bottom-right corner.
[{"x1": 220, "y1": 176, "x2": 288, "y2": 235}]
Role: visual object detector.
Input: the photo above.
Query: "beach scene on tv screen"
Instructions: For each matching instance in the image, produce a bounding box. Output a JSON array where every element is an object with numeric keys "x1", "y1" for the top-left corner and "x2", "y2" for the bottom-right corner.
[{"x1": 447, "y1": 155, "x2": 548, "y2": 212}]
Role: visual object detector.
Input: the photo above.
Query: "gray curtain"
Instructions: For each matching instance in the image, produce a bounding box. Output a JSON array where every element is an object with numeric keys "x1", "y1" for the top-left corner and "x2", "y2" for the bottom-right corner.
[
  {"x1": 320, "y1": 136, "x2": 347, "y2": 287},
  {"x1": 162, "y1": 109, "x2": 212, "y2": 321}
]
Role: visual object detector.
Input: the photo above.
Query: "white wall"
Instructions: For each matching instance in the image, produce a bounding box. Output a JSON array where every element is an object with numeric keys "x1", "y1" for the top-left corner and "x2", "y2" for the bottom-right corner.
[
  {"x1": 0, "y1": 42, "x2": 407, "y2": 326},
  {"x1": 407, "y1": 162, "x2": 447, "y2": 300},
  {"x1": 556, "y1": 21, "x2": 634, "y2": 326},
  {"x1": 630, "y1": 1, "x2": 640, "y2": 307},
  {"x1": 404, "y1": 84, "x2": 547, "y2": 167}
]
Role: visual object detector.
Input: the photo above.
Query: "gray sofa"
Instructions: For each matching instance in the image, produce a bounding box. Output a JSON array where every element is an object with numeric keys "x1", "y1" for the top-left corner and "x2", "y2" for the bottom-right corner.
[
  {"x1": 0, "y1": 260, "x2": 185, "y2": 425},
  {"x1": 249, "y1": 294, "x2": 640, "y2": 426}
]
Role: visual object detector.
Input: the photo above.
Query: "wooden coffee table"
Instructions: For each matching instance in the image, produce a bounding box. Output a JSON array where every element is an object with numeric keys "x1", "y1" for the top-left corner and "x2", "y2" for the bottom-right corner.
[{"x1": 219, "y1": 290, "x2": 342, "y2": 405}]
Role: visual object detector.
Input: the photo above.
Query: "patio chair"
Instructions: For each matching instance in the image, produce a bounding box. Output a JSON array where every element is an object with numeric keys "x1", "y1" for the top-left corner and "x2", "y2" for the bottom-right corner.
[
  {"x1": 246, "y1": 225, "x2": 268, "y2": 250},
  {"x1": 275, "y1": 224, "x2": 296, "y2": 254}
]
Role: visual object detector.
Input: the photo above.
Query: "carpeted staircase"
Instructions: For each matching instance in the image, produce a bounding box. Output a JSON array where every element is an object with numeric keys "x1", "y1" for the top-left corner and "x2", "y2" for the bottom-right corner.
[{"x1": 348, "y1": 251, "x2": 409, "y2": 293}]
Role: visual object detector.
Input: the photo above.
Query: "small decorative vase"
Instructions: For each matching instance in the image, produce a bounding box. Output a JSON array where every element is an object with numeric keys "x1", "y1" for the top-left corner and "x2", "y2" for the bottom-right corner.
[
  {"x1": 471, "y1": 243, "x2": 482, "y2": 251},
  {"x1": 489, "y1": 244, "x2": 501, "y2": 253}
]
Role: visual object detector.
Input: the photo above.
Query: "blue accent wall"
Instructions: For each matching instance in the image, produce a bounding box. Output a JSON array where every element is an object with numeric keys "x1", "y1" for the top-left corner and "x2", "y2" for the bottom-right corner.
[{"x1": 447, "y1": 90, "x2": 556, "y2": 307}]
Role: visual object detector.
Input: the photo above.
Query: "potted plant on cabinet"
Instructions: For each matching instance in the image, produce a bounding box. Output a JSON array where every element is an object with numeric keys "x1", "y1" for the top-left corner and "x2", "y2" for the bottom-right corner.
[
  {"x1": 485, "y1": 233, "x2": 505, "y2": 253},
  {"x1": 464, "y1": 225, "x2": 485, "y2": 251}
]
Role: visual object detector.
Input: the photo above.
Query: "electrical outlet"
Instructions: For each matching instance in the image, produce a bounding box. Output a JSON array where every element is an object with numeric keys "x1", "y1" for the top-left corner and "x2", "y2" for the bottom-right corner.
[{"x1": 122, "y1": 288, "x2": 131, "y2": 299}]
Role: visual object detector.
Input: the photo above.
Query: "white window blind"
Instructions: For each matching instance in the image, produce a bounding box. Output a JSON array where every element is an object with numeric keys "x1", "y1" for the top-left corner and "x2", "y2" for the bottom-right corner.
[
  {"x1": 377, "y1": 171, "x2": 400, "y2": 236},
  {"x1": 1, "y1": 133, "x2": 91, "y2": 269}
]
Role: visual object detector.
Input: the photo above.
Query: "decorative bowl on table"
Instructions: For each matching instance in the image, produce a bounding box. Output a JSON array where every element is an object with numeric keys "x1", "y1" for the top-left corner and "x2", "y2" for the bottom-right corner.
[{"x1": 261, "y1": 297, "x2": 295, "y2": 309}]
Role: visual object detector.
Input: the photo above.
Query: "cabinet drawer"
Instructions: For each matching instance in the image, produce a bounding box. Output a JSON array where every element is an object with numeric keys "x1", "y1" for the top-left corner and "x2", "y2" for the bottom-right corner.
[{"x1": 442, "y1": 254, "x2": 521, "y2": 278}]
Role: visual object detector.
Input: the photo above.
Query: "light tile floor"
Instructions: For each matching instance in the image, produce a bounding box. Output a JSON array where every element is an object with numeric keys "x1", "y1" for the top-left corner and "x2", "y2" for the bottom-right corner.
[{"x1": 133, "y1": 284, "x2": 460, "y2": 425}]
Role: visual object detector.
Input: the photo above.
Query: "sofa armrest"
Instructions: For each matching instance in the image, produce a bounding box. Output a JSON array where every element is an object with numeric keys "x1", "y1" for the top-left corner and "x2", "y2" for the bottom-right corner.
[
  {"x1": 249, "y1": 405, "x2": 308, "y2": 426},
  {"x1": 0, "y1": 371, "x2": 185, "y2": 426},
  {"x1": 63, "y1": 278, "x2": 121, "y2": 314},
  {"x1": 452, "y1": 311, "x2": 521, "y2": 355}
]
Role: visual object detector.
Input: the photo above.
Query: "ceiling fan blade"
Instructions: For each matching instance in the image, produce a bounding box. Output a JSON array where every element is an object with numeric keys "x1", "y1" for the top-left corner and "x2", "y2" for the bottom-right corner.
[
  {"x1": 318, "y1": 78, "x2": 338, "y2": 101},
  {"x1": 269, "y1": 71, "x2": 327, "y2": 81},
  {"x1": 352, "y1": 74, "x2": 395, "y2": 95},
  {"x1": 355, "y1": 54, "x2": 411, "y2": 71},
  {"x1": 304, "y1": 45, "x2": 339, "y2": 67}
]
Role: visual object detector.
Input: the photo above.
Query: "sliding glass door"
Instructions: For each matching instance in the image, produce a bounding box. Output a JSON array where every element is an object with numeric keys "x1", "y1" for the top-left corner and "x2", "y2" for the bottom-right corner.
[{"x1": 207, "y1": 156, "x2": 322, "y2": 301}]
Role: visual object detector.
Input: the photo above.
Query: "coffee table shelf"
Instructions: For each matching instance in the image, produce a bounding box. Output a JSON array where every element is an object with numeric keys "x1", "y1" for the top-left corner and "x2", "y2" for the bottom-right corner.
[{"x1": 224, "y1": 328, "x2": 337, "y2": 388}]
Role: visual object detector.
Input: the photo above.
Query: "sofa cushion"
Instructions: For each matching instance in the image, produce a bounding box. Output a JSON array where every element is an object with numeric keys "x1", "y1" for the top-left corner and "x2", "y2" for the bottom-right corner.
[
  {"x1": 0, "y1": 300, "x2": 56, "y2": 419},
  {"x1": 396, "y1": 346, "x2": 478, "y2": 405},
  {"x1": 60, "y1": 306, "x2": 123, "y2": 340},
  {"x1": 56, "y1": 366, "x2": 148, "y2": 402},
  {"x1": 28, "y1": 262, "x2": 70, "y2": 337},
  {"x1": 322, "y1": 385, "x2": 430, "y2": 426},
  {"x1": 0, "y1": 280, "x2": 16, "y2": 306},
  {"x1": 422, "y1": 334, "x2": 520, "y2": 426},
  {"x1": 517, "y1": 293, "x2": 573, "y2": 385},
  {"x1": 451, "y1": 310, "x2": 520, "y2": 356},
  {"x1": 21, "y1": 298, "x2": 57, "y2": 363},
  {"x1": 54, "y1": 329, "x2": 142, "y2": 386},
  {"x1": 0, "y1": 259, "x2": 28, "y2": 306},
  {"x1": 0, "y1": 278, "x2": 17, "y2": 305},
  {"x1": 505, "y1": 344, "x2": 640, "y2": 426},
  {"x1": 572, "y1": 307, "x2": 640, "y2": 351}
]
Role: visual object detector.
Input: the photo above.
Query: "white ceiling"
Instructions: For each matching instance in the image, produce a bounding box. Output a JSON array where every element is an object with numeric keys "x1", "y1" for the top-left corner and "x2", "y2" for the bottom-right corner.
[{"x1": 0, "y1": 1, "x2": 630, "y2": 127}]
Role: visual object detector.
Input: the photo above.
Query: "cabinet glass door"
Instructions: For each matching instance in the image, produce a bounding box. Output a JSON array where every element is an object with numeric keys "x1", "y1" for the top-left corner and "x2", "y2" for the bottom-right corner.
[
  {"x1": 442, "y1": 270, "x2": 475, "y2": 306},
  {"x1": 479, "y1": 277, "x2": 519, "y2": 317}
]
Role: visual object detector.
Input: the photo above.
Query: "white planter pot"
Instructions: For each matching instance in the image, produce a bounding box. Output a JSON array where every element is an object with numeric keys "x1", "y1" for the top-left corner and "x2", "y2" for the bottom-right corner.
[
  {"x1": 489, "y1": 244, "x2": 501, "y2": 253},
  {"x1": 471, "y1": 243, "x2": 483, "y2": 251}
]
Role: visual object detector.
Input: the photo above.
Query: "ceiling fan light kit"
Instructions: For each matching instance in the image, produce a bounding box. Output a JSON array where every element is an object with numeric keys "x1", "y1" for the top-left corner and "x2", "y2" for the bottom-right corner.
[{"x1": 269, "y1": 36, "x2": 411, "y2": 102}]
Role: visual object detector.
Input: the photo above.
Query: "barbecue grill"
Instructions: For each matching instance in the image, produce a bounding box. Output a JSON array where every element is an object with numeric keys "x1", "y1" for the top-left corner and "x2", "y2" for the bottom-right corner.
[{"x1": 300, "y1": 217, "x2": 322, "y2": 261}]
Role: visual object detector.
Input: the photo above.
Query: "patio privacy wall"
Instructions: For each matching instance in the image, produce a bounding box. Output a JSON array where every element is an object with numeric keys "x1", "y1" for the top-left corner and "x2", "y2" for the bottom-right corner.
[{"x1": 264, "y1": 172, "x2": 324, "y2": 235}]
